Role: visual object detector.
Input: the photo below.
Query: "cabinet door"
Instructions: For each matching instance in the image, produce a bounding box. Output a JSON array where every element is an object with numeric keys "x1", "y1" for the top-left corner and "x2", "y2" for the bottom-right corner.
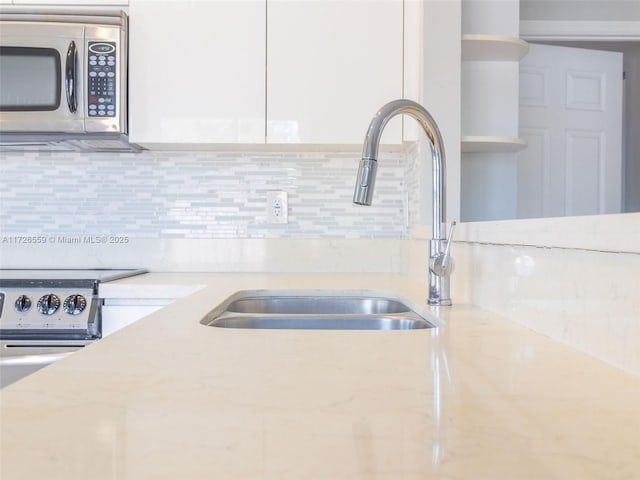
[
  {"x1": 129, "y1": 0, "x2": 265, "y2": 146},
  {"x1": 101, "y1": 305, "x2": 165, "y2": 336},
  {"x1": 266, "y1": 0, "x2": 403, "y2": 145}
]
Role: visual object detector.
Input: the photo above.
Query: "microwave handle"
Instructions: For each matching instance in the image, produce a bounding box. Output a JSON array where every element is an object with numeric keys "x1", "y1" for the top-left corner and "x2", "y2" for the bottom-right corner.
[{"x1": 65, "y1": 41, "x2": 78, "y2": 113}]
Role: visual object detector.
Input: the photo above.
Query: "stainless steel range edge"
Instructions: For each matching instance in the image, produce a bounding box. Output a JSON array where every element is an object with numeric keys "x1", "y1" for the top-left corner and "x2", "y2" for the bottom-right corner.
[{"x1": 0, "y1": 269, "x2": 146, "y2": 388}]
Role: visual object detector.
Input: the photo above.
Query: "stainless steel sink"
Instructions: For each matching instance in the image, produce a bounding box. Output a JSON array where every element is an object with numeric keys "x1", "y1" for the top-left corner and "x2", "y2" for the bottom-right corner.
[{"x1": 200, "y1": 290, "x2": 438, "y2": 330}]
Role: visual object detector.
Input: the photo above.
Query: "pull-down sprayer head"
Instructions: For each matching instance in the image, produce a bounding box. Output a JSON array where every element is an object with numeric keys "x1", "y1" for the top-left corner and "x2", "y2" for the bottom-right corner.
[{"x1": 353, "y1": 158, "x2": 378, "y2": 206}]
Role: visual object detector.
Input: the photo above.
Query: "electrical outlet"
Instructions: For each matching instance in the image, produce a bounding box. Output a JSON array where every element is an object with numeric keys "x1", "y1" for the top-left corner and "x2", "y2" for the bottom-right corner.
[{"x1": 266, "y1": 191, "x2": 288, "y2": 224}]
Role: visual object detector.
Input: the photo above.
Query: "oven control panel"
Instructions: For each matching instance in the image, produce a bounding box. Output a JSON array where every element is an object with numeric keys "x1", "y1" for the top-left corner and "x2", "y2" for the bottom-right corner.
[{"x1": 0, "y1": 287, "x2": 96, "y2": 333}]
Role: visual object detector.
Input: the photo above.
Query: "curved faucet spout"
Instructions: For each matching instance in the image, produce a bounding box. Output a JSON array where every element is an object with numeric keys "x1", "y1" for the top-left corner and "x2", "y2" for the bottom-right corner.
[
  {"x1": 353, "y1": 99, "x2": 453, "y2": 306},
  {"x1": 353, "y1": 99, "x2": 446, "y2": 241}
]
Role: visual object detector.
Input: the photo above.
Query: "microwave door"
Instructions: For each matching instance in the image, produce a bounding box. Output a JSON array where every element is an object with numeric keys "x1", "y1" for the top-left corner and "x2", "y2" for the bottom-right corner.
[{"x1": 0, "y1": 23, "x2": 85, "y2": 133}]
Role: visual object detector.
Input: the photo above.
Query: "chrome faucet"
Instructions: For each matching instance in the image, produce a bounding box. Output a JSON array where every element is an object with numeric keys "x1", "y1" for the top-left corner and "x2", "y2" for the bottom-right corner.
[{"x1": 353, "y1": 99, "x2": 455, "y2": 306}]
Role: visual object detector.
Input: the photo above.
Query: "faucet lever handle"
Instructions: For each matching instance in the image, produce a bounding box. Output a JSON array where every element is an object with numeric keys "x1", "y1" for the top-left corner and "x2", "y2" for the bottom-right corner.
[
  {"x1": 430, "y1": 221, "x2": 456, "y2": 277},
  {"x1": 442, "y1": 221, "x2": 457, "y2": 267}
]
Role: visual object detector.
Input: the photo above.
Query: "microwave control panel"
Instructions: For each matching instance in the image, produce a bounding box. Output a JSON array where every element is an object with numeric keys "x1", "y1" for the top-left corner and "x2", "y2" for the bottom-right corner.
[{"x1": 87, "y1": 42, "x2": 117, "y2": 118}]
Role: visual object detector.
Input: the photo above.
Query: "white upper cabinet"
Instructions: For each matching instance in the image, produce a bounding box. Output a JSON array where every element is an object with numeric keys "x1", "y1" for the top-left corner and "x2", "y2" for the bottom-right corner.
[
  {"x1": 266, "y1": 1, "x2": 403, "y2": 145},
  {"x1": 12, "y1": 0, "x2": 127, "y2": 4},
  {"x1": 128, "y1": 0, "x2": 266, "y2": 146},
  {"x1": 129, "y1": 0, "x2": 404, "y2": 147}
]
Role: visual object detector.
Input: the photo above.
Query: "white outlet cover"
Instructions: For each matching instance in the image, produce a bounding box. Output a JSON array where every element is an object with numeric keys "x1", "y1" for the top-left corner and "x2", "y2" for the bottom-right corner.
[{"x1": 266, "y1": 191, "x2": 288, "y2": 224}]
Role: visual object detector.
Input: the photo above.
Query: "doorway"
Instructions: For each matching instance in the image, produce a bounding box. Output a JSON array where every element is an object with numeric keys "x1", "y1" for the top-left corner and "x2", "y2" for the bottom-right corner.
[
  {"x1": 518, "y1": 42, "x2": 625, "y2": 218},
  {"x1": 531, "y1": 40, "x2": 640, "y2": 214}
]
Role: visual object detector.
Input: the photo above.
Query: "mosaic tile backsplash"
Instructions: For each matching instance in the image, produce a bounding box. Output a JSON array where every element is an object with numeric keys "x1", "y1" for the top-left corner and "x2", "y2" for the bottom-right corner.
[{"x1": 1, "y1": 149, "x2": 420, "y2": 239}]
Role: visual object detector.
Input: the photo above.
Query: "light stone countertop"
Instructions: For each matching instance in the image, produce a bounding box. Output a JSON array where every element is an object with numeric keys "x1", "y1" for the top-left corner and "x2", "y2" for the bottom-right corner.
[{"x1": 1, "y1": 272, "x2": 639, "y2": 479}]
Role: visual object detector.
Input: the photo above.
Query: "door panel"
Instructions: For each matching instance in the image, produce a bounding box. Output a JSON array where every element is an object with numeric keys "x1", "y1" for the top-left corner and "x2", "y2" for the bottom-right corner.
[{"x1": 566, "y1": 130, "x2": 602, "y2": 215}]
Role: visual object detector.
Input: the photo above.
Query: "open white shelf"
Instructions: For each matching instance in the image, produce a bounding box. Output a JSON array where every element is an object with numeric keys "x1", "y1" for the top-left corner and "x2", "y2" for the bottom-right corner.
[
  {"x1": 461, "y1": 135, "x2": 527, "y2": 153},
  {"x1": 462, "y1": 34, "x2": 529, "y2": 61}
]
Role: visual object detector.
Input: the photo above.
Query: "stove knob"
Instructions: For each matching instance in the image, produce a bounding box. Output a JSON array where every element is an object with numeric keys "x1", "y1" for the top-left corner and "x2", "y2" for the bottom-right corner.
[
  {"x1": 63, "y1": 294, "x2": 87, "y2": 315},
  {"x1": 14, "y1": 295, "x2": 32, "y2": 313},
  {"x1": 37, "y1": 294, "x2": 61, "y2": 315}
]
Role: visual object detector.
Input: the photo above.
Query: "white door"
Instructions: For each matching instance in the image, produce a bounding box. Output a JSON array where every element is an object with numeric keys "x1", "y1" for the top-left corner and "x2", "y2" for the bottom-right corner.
[{"x1": 518, "y1": 44, "x2": 623, "y2": 218}]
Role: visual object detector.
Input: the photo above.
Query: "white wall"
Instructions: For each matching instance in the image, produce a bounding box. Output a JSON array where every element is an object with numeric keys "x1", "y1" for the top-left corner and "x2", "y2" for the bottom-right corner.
[
  {"x1": 624, "y1": 44, "x2": 640, "y2": 211},
  {"x1": 521, "y1": 0, "x2": 640, "y2": 22},
  {"x1": 418, "y1": 0, "x2": 462, "y2": 227}
]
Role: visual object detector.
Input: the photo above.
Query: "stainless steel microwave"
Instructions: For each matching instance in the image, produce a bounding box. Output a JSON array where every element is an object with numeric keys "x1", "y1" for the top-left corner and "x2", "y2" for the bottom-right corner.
[{"x1": 0, "y1": 9, "x2": 138, "y2": 152}]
